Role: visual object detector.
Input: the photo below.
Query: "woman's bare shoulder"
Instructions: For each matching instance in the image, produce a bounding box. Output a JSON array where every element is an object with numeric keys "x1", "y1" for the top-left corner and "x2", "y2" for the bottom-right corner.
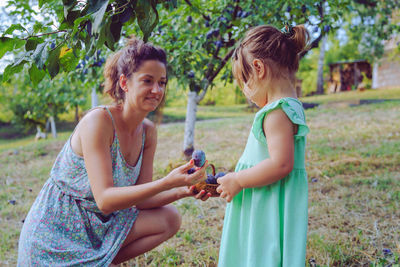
[
  {"x1": 77, "y1": 108, "x2": 114, "y2": 143},
  {"x1": 142, "y1": 118, "x2": 157, "y2": 145}
]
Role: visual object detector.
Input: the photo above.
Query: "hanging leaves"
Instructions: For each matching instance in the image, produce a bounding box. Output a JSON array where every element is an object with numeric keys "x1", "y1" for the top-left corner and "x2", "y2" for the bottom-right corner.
[
  {"x1": 1, "y1": 0, "x2": 175, "y2": 84},
  {"x1": 136, "y1": 0, "x2": 159, "y2": 42}
]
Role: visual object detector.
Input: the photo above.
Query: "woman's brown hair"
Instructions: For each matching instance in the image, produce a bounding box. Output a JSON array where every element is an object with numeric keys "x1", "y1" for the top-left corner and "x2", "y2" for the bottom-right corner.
[
  {"x1": 232, "y1": 24, "x2": 310, "y2": 88},
  {"x1": 103, "y1": 36, "x2": 167, "y2": 103}
]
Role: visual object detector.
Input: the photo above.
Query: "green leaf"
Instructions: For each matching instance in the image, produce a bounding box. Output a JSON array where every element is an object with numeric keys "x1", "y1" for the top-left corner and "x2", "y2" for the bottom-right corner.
[
  {"x1": 104, "y1": 18, "x2": 116, "y2": 50},
  {"x1": 63, "y1": 0, "x2": 77, "y2": 18},
  {"x1": 71, "y1": 14, "x2": 92, "y2": 37},
  {"x1": 91, "y1": 0, "x2": 109, "y2": 34},
  {"x1": 87, "y1": 0, "x2": 109, "y2": 13},
  {"x1": 33, "y1": 42, "x2": 49, "y2": 70},
  {"x1": 38, "y1": 0, "x2": 45, "y2": 8},
  {"x1": 96, "y1": 22, "x2": 107, "y2": 49},
  {"x1": 32, "y1": 21, "x2": 45, "y2": 34},
  {"x1": 3, "y1": 58, "x2": 28, "y2": 82},
  {"x1": 25, "y1": 37, "x2": 42, "y2": 51},
  {"x1": 66, "y1": 10, "x2": 81, "y2": 25},
  {"x1": 29, "y1": 63, "x2": 46, "y2": 86},
  {"x1": 3, "y1": 24, "x2": 27, "y2": 35},
  {"x1": 47, "y1": 46, "x2": 62, "y2": 79},
  {"x1": 59, "y1": 46, "x2": 79, "y2": 72},
  {"x1": 136, "y1": 0, "x2": 159, "y2": 42},
  {"x1": 110, "y1": 21, "x2": 122, "y2": 43},
  {"x1": 0, "y1": 37, "x2": 26, "y2": 59}
]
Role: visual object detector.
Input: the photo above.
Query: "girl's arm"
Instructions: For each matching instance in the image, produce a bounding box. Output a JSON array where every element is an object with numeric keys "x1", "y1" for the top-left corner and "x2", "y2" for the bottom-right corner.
[
  {"x1": 80, "y1": 111, "x2": 206, "y2": 215},
  {"x1": 217, "y1": 109, "x2": 295, "y2": 201},
  {"x1": 236, "y1": 108, "x2": 295, "y2": 187}
]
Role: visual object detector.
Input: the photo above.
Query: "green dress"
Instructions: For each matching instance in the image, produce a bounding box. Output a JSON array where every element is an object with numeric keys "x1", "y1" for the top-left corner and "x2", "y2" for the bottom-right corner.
[{"x1": 218, "y1": 97, "x2": 309, "y2": 267}]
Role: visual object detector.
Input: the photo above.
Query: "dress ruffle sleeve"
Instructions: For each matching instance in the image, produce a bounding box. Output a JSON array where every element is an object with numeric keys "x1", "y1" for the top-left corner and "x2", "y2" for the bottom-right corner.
[{"x1": 251, "y1": 98, "x2": 310, "y2": 144}]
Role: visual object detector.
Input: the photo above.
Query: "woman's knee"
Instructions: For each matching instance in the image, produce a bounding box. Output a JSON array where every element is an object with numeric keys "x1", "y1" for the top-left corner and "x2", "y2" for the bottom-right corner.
[{"x1": 161, "y1": 205, "x2": 181, "y2": 236}]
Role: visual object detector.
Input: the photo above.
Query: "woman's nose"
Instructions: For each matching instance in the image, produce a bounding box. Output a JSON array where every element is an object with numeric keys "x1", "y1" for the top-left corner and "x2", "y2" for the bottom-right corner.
[{"x1": 151, "y1": 83, "x2": 163, "y2": 93}]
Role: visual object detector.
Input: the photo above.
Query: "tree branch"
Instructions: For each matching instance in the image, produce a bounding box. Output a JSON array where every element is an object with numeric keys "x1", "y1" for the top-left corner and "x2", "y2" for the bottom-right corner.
[
  {"x1": 196, "y1": 86, "x2": 208, "y2": 103},
  {"x1": 23, "y1": 30, "x2": 68, "y2": 40},
  {"x1": 208, "y1": 48, "x2": 234, "y2": 82},
  {"x1": 299, "y1": 0, "x2": 326, "y2": 58},
  {"x1": 183, "y1": 0, "x2": 210, "y2": 21},
  {"x1": 196, "y1": 49, "x2": 234, "y2": 103}
]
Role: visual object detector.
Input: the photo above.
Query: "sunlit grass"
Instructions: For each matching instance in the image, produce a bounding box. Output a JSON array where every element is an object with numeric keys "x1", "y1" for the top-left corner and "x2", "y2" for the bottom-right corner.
[
  {"x1": 301, "y1": 87, "x2": 400, "y2": 104},
  {"x1": 160, "y1": 104, "x2": 252, "y2": 123},
  {"x1": 1, "y1": 88, "x2": 400, "y2": 266},
  {"x1": 0, "y1": 132, "x2": 71, "y2": 153}
]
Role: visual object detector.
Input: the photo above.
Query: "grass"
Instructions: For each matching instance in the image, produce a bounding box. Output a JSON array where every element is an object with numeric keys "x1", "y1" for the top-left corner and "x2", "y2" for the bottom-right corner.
[
  {"x1": 301, "y1": 87, "x2": 400, "y2": 104},
  {"x1": 1, "y1": 88, "x2": 400, "y2": 266},
  {"x1": 155, "y1": 104, "x2": 251, "y2": 123},
  {"x1": 0, "y1": 105, "x2": 251, "y2": 149}
]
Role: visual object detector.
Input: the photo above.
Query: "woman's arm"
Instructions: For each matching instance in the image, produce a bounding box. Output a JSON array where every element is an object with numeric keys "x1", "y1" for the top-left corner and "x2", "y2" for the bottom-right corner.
[
  {"x1": 80, "y1": 111, "x2": 206, "y2": 214},
  {"x1": 135, "y1": 119, "x2": 210, "y2": 209},
  {"x1": 217, "y1": 109, "x2": 295, "y2": 201},
  {"x1": 135, "y1": 186, "x2": 190, "y2": 210},
  {"x1": 133, "y1": 119, "x2": 185, "y2": 209}
]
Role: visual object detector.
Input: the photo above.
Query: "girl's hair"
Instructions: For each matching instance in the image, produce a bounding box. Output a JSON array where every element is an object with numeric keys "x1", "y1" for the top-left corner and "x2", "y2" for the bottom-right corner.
[
  {"x1": 103, "y1": 36, "x2": 167, "y2": 103},
  {"x1": 232, "y1": 24, "x2": 309, "y2": 88}
]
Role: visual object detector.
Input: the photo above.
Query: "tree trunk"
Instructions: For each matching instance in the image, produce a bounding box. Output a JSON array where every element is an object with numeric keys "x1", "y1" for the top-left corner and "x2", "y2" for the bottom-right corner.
[
  {"x1": 75, "y1": 105, "x2": 79, "y2": 123},
  {"x1": 372, "y1": 62, "x2": 378, "y2": 89},
  {"x1": 91, "y1": 87, "x2": 98, "y2": 108},
  {"x1": 49, "y1": 116, "x2": 57, "y2": 138},
  {"x1": 183, "y1": 91, "x2": 198, "y2": 158},
  {"x1": 316, "y1": 35, "x2": 327, "y2": 95},
  {"x1": 35, "y1": 125, "x2": 47, "y2": 141}
]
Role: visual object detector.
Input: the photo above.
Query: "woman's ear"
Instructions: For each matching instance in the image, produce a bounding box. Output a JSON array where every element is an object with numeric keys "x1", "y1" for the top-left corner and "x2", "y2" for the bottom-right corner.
[
  {"x1": 252, "y1": 59, "x2": 266, "y2": 80},
  {"x1": 119, "y1": 74, "x2": 128, "y2": 92}
]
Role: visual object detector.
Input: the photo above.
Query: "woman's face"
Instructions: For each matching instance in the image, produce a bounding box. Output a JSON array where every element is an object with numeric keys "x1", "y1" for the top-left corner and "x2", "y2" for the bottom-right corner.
[{"x1": 124, "y1": 60, "x2": 167, "y2": 112}]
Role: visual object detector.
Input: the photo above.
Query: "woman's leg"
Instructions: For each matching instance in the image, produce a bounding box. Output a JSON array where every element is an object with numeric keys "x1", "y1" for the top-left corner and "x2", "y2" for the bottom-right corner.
[{"x1": 111, "y1": 204, "x2": 181, "y2": 264}]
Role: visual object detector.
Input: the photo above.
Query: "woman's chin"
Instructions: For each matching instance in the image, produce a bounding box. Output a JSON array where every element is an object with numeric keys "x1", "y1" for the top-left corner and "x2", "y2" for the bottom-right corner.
[{"x1": 143, "y1": 103, "x2": 160, "y2": 112}]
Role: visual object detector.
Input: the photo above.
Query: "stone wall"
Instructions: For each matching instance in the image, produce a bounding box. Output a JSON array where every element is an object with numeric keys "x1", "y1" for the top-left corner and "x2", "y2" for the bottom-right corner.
[{"x1": 372, "y1": 37, "x2": 400, "y2": 89}]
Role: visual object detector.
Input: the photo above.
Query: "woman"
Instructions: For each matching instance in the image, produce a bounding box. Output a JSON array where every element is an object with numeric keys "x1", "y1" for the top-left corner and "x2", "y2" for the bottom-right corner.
[{"x1": 18, "y1": 37, "x2": 210, "y2": 266}]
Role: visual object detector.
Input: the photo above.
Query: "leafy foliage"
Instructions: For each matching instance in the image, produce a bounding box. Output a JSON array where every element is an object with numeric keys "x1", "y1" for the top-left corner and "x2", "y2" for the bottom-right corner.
[
  {"x1": 1, "y1": 0, "x2": 176, "y2": 84},
  {"x1": 145, "y1": 0, "x2": 349, "y2": 100}
]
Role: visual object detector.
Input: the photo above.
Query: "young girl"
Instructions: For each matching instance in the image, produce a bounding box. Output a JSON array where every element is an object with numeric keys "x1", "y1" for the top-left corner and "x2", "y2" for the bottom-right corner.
[
  {"x1": 17, "y1": 37, "x2": 211, "y2": 266},
  {"x1": 216, "y1": 25, "x2": 310, "y2": 266}
]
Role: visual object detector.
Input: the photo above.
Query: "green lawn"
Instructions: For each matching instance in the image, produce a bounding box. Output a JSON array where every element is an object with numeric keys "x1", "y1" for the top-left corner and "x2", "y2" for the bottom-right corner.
[
  {"x1": 300, "y1": 87, "x2": 400, "y2": 104},
  {"x1": 1, "y1": 88, "x2": 400, "y2": 266}
]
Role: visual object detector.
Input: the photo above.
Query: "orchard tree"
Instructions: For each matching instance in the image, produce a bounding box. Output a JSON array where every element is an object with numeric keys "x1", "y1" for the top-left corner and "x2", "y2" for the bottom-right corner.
[
  {"x1": 5, "y1": 72, "x2": 84, "y2": 136},
  {"x1": 1, "y1": 0, "x2": 399, "y2": 153}
]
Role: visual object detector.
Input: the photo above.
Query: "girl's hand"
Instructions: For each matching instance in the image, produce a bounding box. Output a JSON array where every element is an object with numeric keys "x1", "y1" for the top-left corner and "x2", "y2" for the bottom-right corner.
[
  {"x1": 216, "y1": 172, "x2": 242, "y2": 202},
  {"x1": 164, "y1": 160, "x2": 208, "y2": 189},
  {"x1": 178, "y1": 185, "x2": 212, "y2": 201}
]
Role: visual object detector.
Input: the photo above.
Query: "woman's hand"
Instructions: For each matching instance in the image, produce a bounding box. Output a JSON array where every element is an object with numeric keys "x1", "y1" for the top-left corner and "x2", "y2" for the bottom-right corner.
[
  {"x1": 163, "y1": 160, "x2": 208, "y2": 189},
  {"x1": 216, "y1": 172, "x2": 242, "y2": 202},
  {"x1": 178, "y1": 185, "x2": 212, "y2": 201}
]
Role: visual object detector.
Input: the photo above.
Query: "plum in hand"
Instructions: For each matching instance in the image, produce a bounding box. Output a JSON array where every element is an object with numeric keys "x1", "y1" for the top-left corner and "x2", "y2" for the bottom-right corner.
[
  {"x1": 192, "y1": 150, "x2": 206, "y2": 167},
  {"x1": 215, "y1": 172, "x2": 226, "y2": 179}
]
